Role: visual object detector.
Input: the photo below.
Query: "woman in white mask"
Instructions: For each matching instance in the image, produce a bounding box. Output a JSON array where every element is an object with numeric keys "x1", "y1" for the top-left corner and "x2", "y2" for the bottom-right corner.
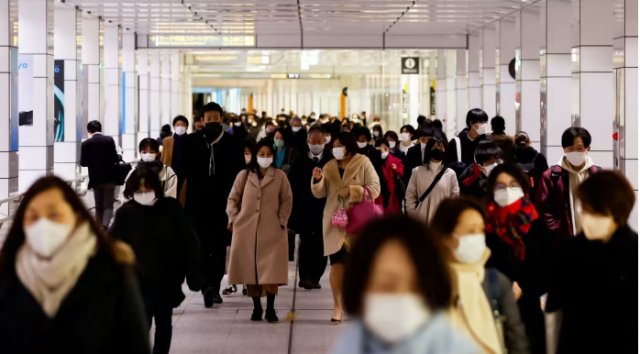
[
  {"x1": 484, "y1": 164, "x2": 553, "y2": 354},
  {"x1": 431, "y1": 198, "x2": 530, "y2": 354},
  {"x1": 371, "y1": 125, "x2": 384, "y2": 145},
  {"x1": 546, "y1": 171, "x2": 637, "y2": 354},
  {"x1": 0, "y1": 176, "x2": 149, "y2": 353},
  {"x1": 399, "y1": 125, "x2": 417, "y2": 157},
  {"x1": 312, "y1": 132, "x2": 381, "y2": 322},
  {"x1": 111, "y1": 166, "x2": 201, "y2": 354},
  {"x1": 120, "y1": 138, "x2": 177, "y2": 204},
  {"x1": 226, "y1": 140, "x2": 293, "y2": 323},
  {"x1": 383, "y1": 130, "x2": 401, "y2": 158},
  {"x1": 459, "y1": 140, "x2": 502, "y2": 200},
  {"x1": 331, "y1": 215, "x2": 477, "y2": 354},
  {"x1": 373, "y1": 139, "x2": 405, "y2": 215}
]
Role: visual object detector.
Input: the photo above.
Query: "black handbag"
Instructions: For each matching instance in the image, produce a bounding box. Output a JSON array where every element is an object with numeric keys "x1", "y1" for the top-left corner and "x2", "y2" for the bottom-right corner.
[{"x1": 114, "y1": 160, "x2": 132, "y2": 186}]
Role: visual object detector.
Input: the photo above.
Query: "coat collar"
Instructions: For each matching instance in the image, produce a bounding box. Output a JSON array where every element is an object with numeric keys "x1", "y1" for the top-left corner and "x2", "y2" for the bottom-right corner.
[
  {"x1": 248, "y1": 166, "x2": 276, "y2": 189},
  {"x1": 324, "y1": 153, "x2": 367, "y2": 188}
]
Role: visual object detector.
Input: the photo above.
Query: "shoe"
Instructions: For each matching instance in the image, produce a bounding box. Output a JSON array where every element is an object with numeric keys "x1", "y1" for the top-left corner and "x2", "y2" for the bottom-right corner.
[
  {"x1": 265, "y1": 309, "x2": 279, "y2": 323},
  {"x1": 331, "y1": 312, "x2": 343, "y2": 323},
  {"x1": 313, "y1": 283, "x2": 321, "y2": 289},
  {"x1": 299, "y1": 280, "x2": 314, "y2": 290},
  {"x1": 203, "y1": 288, "x2": 215, "y2": 308},
  {"x1": 222, "y1": 285, "x2": 237, "y2": 295},
  {"x1": 242, "y1": 286, "x2": 247, "y2": 296},
  {"x1": 213, "y1": 292, "x2": 223, "y2": 304},
  {"x1": 251, "y1": 309, "x2": 263, "y2": 321}
]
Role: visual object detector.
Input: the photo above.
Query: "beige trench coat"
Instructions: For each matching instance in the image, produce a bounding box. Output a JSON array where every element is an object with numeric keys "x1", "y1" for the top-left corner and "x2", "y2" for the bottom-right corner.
[
  {"x1": 311, "y1": 154, "x2": 381, "y2": 256},
  {"x1": 405, "y1": 164, "x2": 459, "y2": 224},
  {"x1": 226, "y1": 167, "x2": 293, "y2": 285}
]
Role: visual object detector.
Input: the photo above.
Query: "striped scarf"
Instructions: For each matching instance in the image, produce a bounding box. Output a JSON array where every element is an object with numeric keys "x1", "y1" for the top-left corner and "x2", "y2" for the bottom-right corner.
[{"x1": 485, "y1": 197, "x2": 538, "y2": 261}]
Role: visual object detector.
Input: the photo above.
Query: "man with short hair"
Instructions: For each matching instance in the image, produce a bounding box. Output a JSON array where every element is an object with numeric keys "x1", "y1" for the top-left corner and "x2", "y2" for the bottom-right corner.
[
  {"x1": 402, "y1": 127, "x2": 436, "y2": 185},
  {"x1": 181, "y1": 102, "x2": 244, "y2": 307},
  {"x1": 162, "y1": 115, "x2": 189, "y2": 198},
  {"x1": 535, "y1": 127, "x2": 601, "y2": 241},
  {"x1": 80, "y1": 120, "x2": 119, "y2": 228},
  {"x1": 288, "y1": 126, "x2": 331, "y2": 290}
]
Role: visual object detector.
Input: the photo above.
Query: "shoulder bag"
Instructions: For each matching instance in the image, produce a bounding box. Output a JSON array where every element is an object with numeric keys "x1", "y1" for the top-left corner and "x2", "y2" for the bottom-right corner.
[
  {"x1": 415, "y1": 167, "x2": 448, "y2": 209},
  {"x1": 347, "y1": 187, "x2": 383, "y2": 234}
]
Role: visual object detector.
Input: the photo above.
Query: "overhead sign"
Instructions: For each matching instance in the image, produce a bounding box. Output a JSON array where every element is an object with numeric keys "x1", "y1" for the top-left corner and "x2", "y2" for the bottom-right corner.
[
  {"x1": 54, "y1": 60, "x2": 64, "y2": 141},
  {"x1": 401, "y1": 57, "x2": 419, "y2": 75},
  {"x1": 149, "y1": 35, "x2": 256, "y2": 48},
  {"x1": 287, "y1": 74, "x2": 300, "y2": 79}
]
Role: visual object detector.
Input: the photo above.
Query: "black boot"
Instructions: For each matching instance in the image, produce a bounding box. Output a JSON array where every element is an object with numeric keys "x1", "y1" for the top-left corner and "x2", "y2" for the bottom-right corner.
[
  {"x1": 203, "y1": 287, "x2": 215, "y2": 308},
  {"x1": 251, "y1": 297, "x2": 263, "y2": 321},
  {"x1": 265, "y1": 292, "x2": 278, "y2": 323}
]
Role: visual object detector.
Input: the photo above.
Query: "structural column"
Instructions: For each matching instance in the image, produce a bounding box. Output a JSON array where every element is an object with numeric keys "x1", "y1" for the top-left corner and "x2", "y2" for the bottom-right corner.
[
  {"x1": 515, "y1": 9, "x2": 541, "y2": 150},
  {"x1": 571, "y1": 0, "x2": 614, "y2": 168},
  {"x1": 468, "y1": 33, "x2": 482, "y2": 111},
  {"x1": 53, "y1": 7, "x2": 80, "y2": 182},
  {"x1": 122, "y1": 29, "x2": 137, "y2": 162},
  {"x1": 445, "y1": 50, "x2": 457, "y2": 136},
  {"x1": 456, "y1": 49, "x2": 468, "y2": 135},
  {"x1": 540, "y1": 0, "x2": 572, "y2": 163},
  {"x1": 267, "y1": 79, "x2": 273, "y2": 117},
  {"x1": 103, "y1": 24, "x2": 121, "y2": 146},
  {"x1": 0, "y1": 0, "x2": 19, "y2": 211},
  {"x1": 496, "y1": 18, "x2": 516, "y2": 134},
  {"x1": 82, "y1": 16, "x2": 100, "y2": 128},
  {"x1": 171, "y1": 51, "x2": 181, "y2": 118},
  {"x1": 18, "y1": 0, "x2": 54, "y2": 191},
  {"x1": 149, "y1": 50, "x2": 161, "y2": 138},
  {"x1": 429, "y1": 51, "x2": 437, "y2": 120},
  {"x1": 137, "y1": 42, "x2": 149, "y2": 141},
  {"x1": 161, "y1": 51, "x2": 171, "y2": 127},
  {"x1": 435, "y1": 50, "x2": 446, "y2": 121},
  {"x1": 480, "y1": 26, "x2": 497, "y2": 118}
]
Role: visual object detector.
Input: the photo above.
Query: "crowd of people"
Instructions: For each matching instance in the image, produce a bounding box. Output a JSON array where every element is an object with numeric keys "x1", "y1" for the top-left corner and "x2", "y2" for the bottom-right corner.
[{"x1": 0, "y1": 102, "x2": 635, "y2": 354}]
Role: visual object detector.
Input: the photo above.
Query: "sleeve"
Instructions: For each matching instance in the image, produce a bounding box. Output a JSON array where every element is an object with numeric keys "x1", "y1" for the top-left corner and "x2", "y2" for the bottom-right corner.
[
  {"x1": 118, "y1": 169, "x2": 134, "y2": 204},
  {"x1": 109, "y1": 137, "x2": 119, "y2": 164},
  {"x1": 311, "y1": 171, "x2": 327, "y2": 198},
  {"x1": 534, "y1": 169, "x2": 559, "y2": 232},
  {"x1": 402, "y1": 149, "x2": 414, "y2": 185},
  {"x1": 278, "y1": 173, "x2": 294, "y2": 228},
  {"x1": 109, "y1": 207, "x2": 130, "y2": 244},
  {"x1": 450, "y1": 171, "x2": 460, "y2": 196},
  {"x1": 226, "y1": 170, "x2": 248, "y2": 225},
  {"x1": 447, "y1": 138, "x2": 459, "y2": 162},
  {"x1": 80, "y1": 141, "x2": 88, "y2": 167},
  {"x1": 287, "y1": 160, "x2": 300, "y2": 231},
  {"x1": 394, "y1": 157, "x2": 405, "y2": 178},
  {"x1": 404, "y1": 169, "x2": 419, "y2": 215},
  {"x1": 161, "y1": 137, "x2": 172, "y2": 166},
  {"x1": 349, "y1": 160, "x2": 380, "y2": 204},
  {"x1": 175, "y1": 201, "x2": 201, "y2": 292},
  {"x1": 498, "y1": 271, "x2": 531, "y2": 354},
  {"x1": 164, "y1": 166, "x2": 178, "y2": 199},
  {"x1": 114, "y1": 266, "x2": 152, "y2": 354}
]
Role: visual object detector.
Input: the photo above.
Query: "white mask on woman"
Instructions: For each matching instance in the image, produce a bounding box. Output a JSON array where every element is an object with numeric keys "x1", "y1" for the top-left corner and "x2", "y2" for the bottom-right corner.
[
  {"x1": 175, "y1": 126, "x2": 187, "y2": 136},
  {"x1": 580, "y1": 213, "x2": 615, "y2": 240},
  {"x1": 364, "y1": 294, "x2": 430, "y2": 344},
  {"x1": 357, "y1": 142, "x2": 368, "y2": 149},
  {"x1": 292, "y1": 126, "x2": 302, "y2": 133},
  {"x1": 494, "y1": 187, "x2": 524, "y2": 207},
  {"x1": 141, "y1": 153, "x2": 156, "y2": 162},
  {"x1": 380, "y1": 151, "x2": 389, "y2": 159},
  {"x1": 333, "y1": 147, "x2": 346, "y2": 160},
  {"x1": 25, "y1": 218, "x2": 75, "y2": 258},
  {"x1": 388, "y1": 141, "x2": 397, "y2": 149},
  {"x1": 257, "y1": 157, "x2": 273, "y2": 168},
  {"x1": 134, "y1": 191, "x2": 157, "y2": 206},
  {"x1": 454, "y1": 234, "x2": 486, "y2": 263},
  {"x1": 234, "y1": 122, "x2": 242, "y2": 127},
  {"x1": 401, "y1": 132, "x2": 411, "y2": 142},
  {"x1": 373, "y1": 131, "x2": 380, "y2": 137},
  {"x1": 244, "y1": 154, "x2": 252, "y2": 164}
]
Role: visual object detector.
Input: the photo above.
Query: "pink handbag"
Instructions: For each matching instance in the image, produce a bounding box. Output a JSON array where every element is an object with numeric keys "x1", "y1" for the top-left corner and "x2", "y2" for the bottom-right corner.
[
  {"x1": 331, "y1": 206, "x2": 349, "y2": 228},
  {"x1": 347, "y1": 187, "x2": 383, "y2": 234}
]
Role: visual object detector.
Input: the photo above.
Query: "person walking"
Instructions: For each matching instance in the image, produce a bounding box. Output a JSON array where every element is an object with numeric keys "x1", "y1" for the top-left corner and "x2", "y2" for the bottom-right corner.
[
  {"x1": 0, "y1": 176, "x2": 149, "y2": 353},
  {"x1": 226, "y1": 140, "x2": 293, "y2": 323},
  {"x1": 110, "y1": 167, "x2": 201, "y2": 354},
  {"x1": 405, "y1": 137, "x2": 459, "y2": 224},
  {"x1": 448, "y1": 108, "x2": 489, "y2": 166},
  {"x1": 458, "y1": 140, "x2": 503, "y2": 200},
  {"x1": 120, "y1": 138, "x2": 177, "y2": 202},
  {"x1": 80, "y1": 120, "x2": 119, "y2": 228},
  {"x1": 161, "y1": 116, "x2": 189, "y2": 199},
  {"x1": 312, "y1": 132, "x2": 381, "y2": 322},
  {"x1": 373, "y1": 139, "x2": 405, "y2": 215},
  {"x1": 288, "y1": 126, "x2": 332, "y2": 290}
]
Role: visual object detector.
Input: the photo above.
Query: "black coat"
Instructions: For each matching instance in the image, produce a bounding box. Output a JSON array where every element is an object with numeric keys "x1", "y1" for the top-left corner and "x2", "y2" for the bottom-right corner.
[
  {"x1": 110, "y1": 197, "x2": 201, "y2": 307},
  {"x1": 181, "y1": 130, "x2": 244, "y2": 243},
  {"x1": 447, "y1": 129, "x2": 488, "y2": 165},
  {"x1": 291, "y1": 129, "x2": 308, "y2": 155},
  {"x1": 0, "y1": 250, "x2": 150, "y2": 354},
  {"x1": 402, "y1": 144, "x2": 422, "y2": 185},
  {"x1": 458, "y1": 165, "x2": 488, "y2": 201},
  {"x1": 80, "y1": 133, "x2": 119, "y2": 188},
  {"x1": 546, "y1": 225, "x2": 638, "y2": 354},
  {"x1": 288, "y1": 151, "x2": 332, "y2": 233}
]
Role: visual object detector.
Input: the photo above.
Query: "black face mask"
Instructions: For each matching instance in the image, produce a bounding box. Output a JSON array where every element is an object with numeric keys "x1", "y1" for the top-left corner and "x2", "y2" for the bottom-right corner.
[
  {"x1": 430, "y1": 149, "x2": 445, "y2": 161},
  {"x1": 204, "y1": 122, "x2": 222, "y2": 143}
]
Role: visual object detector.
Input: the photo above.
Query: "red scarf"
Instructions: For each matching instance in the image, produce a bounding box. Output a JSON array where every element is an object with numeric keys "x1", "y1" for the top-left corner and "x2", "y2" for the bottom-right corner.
[
  {"x1": 485, "y1": 197, "x2": 539, "y2": 261},
  {"x1": 463, "y1": 163, "x2": 483, "y2": 187}
]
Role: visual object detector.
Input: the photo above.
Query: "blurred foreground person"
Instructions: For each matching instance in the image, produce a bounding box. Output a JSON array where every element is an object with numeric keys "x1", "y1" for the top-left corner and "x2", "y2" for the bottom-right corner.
[
  {"x1": 0, "y1": 176, "x2": 149, "y2": 353},
  {"x1": 227, "y1": 140, "x2": 293, "y2": 323},
  {"x1": 111, "y1": 167, "x2": 201, "y2": 354},
  {"x1": 431, "y1": 198, "x2": 530, "y2": 354},
  {"x1": 546, "y1": 171, "x2": 637, "y2": 354},
  {"x1": 332, "y1": 216, "x2": 478, "y2": 354}
]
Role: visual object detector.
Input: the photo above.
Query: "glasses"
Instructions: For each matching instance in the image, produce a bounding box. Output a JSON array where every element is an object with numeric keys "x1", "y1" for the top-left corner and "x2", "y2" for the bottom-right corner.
[{"x1": 494, "y1": 182, "x2": 521, "y2": 190}]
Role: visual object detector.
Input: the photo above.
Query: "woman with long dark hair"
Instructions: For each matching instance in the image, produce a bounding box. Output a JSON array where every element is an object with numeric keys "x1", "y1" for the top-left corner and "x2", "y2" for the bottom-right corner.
[{"x1": 0, "y1": 176, "x2": 149, "y2": 353}]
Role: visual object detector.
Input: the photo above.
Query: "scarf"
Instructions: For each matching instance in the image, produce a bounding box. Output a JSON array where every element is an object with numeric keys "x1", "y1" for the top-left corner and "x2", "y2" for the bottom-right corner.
[
  {"x1": 449, "y1": 249, "x2": 503, "y2": 354},
  {"x1": 15, "y1": 222, "x2": 97, "y2": 318},
  {"x1": 462, "y1": 163, "x2": 483, "y2": 187},
  {"x1": 485, "y1": 197, "x2": 539, "y2": 261}
]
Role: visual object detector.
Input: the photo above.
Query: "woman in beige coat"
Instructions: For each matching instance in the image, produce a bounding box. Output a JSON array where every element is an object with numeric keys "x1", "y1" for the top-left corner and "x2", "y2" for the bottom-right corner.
[
  {"x1": 406, "y1": 136, "x2": 459, "y2": 224},
  {"x1": 311, "y1": 132, "x2": 380, "y2": 322},
  {"x1": 227, "y1": 140, "x2": 293, "y2": 323}
]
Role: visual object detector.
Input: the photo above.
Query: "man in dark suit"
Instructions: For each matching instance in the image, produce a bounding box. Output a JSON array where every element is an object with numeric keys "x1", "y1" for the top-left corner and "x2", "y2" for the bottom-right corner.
[
  {"x1": 80, "y1": 120, "x2": 119, "y2": 228},
  {"x1": 402, "y1": 127, "x2": 436, "y2": 185},
  {"x1": 181, "y1": 102, "x2": 244, "y2": 308}
]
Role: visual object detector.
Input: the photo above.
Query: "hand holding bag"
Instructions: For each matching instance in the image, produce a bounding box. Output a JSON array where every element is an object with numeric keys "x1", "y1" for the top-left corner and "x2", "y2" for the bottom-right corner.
[
  {"x1": 347, "y1": 187, "x2": 383, "y2": 234},
  {"x1": 331, "y1": 196, "x2": 349, "y2": 228}
]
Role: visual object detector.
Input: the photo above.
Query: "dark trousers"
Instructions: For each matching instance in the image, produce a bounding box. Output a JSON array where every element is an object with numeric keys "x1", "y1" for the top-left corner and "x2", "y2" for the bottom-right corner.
[
  {"x1": 288, "y1": 231, "x2": 296, "y2": 262},
  {"x1": 298, "y1": 230, "x2": 328, "y2": 284},
  {"x1": 519, "y1": 293, "x2": 547, "y2": 354},
  {"x1": 93, "y1": 183, "x2": 115, "y2": 227},
  {"x1": 144, "y1": 292, "x2": 173, "y2": 354},
  {"x1": 200, "y1": 235, "x2": 227, "y2": 295}
]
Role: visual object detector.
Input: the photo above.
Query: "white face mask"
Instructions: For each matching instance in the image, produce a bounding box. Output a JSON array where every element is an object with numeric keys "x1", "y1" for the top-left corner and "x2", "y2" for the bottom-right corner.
[
  {"x1": 373, "y1": 131, "x2": 380, "y2": 137},
  {"x1": 234, "y1": 122, "x2": 242, "y2": 127},
  {"x1": 325, "y1": 136, "x2": 332, "y2": 144},
  {"x1": 401, "y1": 132, "x2": 411, "y2": 142},
  {"x1": 565, "y1": 151, "x2": 587, "y2": 167},
  {"x1": 364, "y1": 294, "x2": 430, "y2": 344},
  {"x1": 141, "y1": 153, "x2": 156, "y2": 162},
  {"x1": 25, "y1": 218, "x2": 75, "y2": 258},
  {"x1": 357, "y1": 142, "x2": 368, "y2": 149},
  {"x1": 333, "y1": 147, "x2": 346, "y2": 160},
  {"x1": 580, "y1": 213, "x2": 615, "y2": 240},
  {"x1": 494, "y1": 187, "x2": 525, "y2": 208},
  {"x1": 257, "y1": 157, "x2": 273, "y2": 168},
  {"x1": 420, "y1": 142, "x2": 427, "y2": 150},
  {"x1": 474, "y1": 123, "x2": 487, "y2": 135},
  {"x1": 134, "y1": 191, "x2": 157, "y2": 205},
  {"x1": 389, "y1": 141, "x2": 397, "y2": 149},
  {"x1": 244, "y1": 154, "x2": 252, "y2": 164},
  {"x1": 380, "y1": 151, "x2": 389, "y2": 159},
  {"x1": 308, "y1": 143, "x2": 325, "y2": 155},
  {"x1": 454, "y1": 233, "x2": 486, "y2": 264},
  {"x1": 482, "y1": 162, "x2": 498, "y2": 177},
  {"x1": 175, "y1": 126, "x2": 187, "y2": 136},
  {"x1": 292, "y1": 126, "x2": 302, "y2": 133}
]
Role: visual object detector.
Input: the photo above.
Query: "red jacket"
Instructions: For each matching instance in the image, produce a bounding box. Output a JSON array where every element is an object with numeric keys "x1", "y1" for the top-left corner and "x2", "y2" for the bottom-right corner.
[
  {"x1": 534, "y1": 164, "x2": 601, "y2": 241},
  {"x1": 375, "y1": 154, "x2": 404, "y2": 214}
]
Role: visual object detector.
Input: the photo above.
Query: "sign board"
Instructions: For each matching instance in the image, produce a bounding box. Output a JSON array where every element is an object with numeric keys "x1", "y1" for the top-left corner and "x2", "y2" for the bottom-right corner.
[
  {"x1": 287, "y1": 74, "x2": 300, "y2": 79},
  {"x1": 54, "y1": 60, "x2": 64, "y2": 141},
  {"x1": 401, "y1": 57, "x2": 420, "y2": 75},
  {"x1": 149, "y1": 35, "x2": 256, "y2": 48}
]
